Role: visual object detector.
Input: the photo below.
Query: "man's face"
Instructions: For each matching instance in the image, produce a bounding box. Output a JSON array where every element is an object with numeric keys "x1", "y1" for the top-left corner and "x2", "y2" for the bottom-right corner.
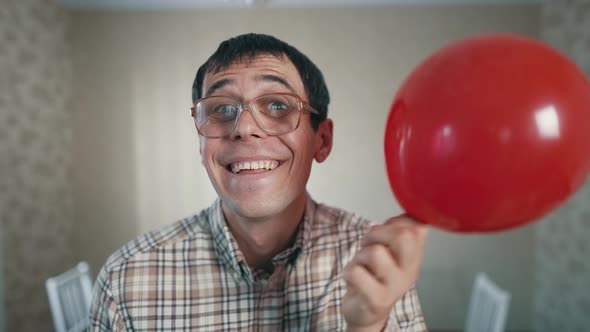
[{"x1": 199, "y1": 55, "x2": 332, "y2": 220}]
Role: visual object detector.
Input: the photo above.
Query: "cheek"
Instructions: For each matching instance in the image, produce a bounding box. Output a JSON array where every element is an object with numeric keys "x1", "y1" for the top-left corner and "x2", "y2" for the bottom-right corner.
[
  {"x1": 283, "y1": 134, "x2": 316, "y2": 167},
  {"x1": 198, "y1": 136, "x2": 206, "y2": 157},
  {"x1": 199, "y1": 139, "x2": 218, "y2": 170},
  {"x1": 199, "y1": 141, "x2": 208, "y2": 167}
]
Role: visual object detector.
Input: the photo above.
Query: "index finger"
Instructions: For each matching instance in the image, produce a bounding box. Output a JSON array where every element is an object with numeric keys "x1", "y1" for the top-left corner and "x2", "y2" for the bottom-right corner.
[
  {"x1": 362, "y1": 215, "x2": 428, "y2": 246},
  {"x1": 361, "y1": 217, "x2": 428, "y2": 267}
]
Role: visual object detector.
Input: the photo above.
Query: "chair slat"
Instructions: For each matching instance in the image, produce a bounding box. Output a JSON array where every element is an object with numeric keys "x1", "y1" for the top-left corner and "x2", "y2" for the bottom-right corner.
[
  {"x1": 465, "y1": 272, "x2": 511, "y2": 332},
  {"x1": 46, "y1": 262, "x2": 93, "y2": 332}
]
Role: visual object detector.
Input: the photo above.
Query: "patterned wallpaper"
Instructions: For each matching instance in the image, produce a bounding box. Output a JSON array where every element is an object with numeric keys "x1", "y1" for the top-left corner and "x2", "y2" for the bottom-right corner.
[
  {"x1": 0, "y1": 0, "x2": 73, "y2": 330},
  {"x1": 535, "y1": 1, "x2": 590, "y2": 331}
]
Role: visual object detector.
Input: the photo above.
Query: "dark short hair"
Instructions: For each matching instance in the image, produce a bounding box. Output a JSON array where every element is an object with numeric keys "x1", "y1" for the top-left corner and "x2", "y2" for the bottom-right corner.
[{"x1": 192, "y1": 33, "x2": 330, "y2": 130}]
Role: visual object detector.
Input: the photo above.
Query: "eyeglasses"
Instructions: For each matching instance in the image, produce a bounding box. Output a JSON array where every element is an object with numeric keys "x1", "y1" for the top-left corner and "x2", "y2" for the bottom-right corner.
[{"x1": 190, "y1": 92, "x2": 320, "y2": 138}]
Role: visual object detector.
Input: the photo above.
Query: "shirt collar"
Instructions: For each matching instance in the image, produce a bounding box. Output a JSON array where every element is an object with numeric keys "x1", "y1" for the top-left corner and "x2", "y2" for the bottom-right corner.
[
  {"x1": 300, "y1": 192, "x2": 316, "y2": 254},
  {"x1": 209, "y1": 198, "x2": 244, "y2": 272}
]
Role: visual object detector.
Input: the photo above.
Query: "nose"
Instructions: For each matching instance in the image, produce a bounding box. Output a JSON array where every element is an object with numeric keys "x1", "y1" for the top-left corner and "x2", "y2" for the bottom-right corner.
[{"x1": 228, "y1": 107, "x2": 267, "y2": 140}]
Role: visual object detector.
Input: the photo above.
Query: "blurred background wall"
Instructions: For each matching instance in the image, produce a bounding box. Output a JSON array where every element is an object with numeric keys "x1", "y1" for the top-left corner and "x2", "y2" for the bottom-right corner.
[
  {"x1": 0, "y1": 0, "x2": 73, "y2": 330},
  {"x1": 534, "y1": 1, "x2": 590, "y2": 331},
  {"x1": 0, "y1": 0, "x2": 588, "y2": 331}
]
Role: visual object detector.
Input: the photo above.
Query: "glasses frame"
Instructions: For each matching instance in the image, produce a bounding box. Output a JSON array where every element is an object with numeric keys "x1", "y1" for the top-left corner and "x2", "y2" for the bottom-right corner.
[{"x1": 190, "y1": 92, "x2": 320, "y2": 138}]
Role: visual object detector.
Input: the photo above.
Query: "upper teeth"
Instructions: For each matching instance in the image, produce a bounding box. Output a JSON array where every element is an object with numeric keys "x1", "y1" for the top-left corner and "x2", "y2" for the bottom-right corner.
[{"x1": 230, "y1": 160, "x2": 279, "y2": 173}]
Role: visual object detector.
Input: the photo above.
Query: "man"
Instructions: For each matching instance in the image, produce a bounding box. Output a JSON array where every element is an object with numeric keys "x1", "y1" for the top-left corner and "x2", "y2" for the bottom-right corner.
[{"x1": 90, "y1": 33, "x2": 428, "y2": 331}]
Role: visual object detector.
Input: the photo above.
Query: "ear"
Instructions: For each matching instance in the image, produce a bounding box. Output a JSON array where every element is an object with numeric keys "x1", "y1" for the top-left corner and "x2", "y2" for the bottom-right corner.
[{"x1": 314, "y1": 119, "x2": 333, "y2": 163}]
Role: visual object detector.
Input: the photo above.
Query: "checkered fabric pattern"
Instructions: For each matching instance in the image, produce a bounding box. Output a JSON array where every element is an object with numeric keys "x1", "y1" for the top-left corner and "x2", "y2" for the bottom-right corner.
[{"x1": 89, "y1": 195, "x2": 427, "y2": 331}]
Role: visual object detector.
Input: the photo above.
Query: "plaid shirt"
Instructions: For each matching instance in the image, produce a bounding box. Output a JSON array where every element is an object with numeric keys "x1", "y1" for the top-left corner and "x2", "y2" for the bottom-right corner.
[{"x1": 89, "y1": 195, "x2": 427, "y2": 331}]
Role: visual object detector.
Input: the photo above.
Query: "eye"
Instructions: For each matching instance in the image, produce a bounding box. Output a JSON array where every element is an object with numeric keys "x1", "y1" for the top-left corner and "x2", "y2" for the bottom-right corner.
[
  {"x1": 268, "y1": 101, "x2": 289, "y2": 112},
  {"x1": 257, "y1": 95, "x2": 295, "y2": 118},
  {"x1": 209, "y1": 104, "x2": 238, "y2": 121}
]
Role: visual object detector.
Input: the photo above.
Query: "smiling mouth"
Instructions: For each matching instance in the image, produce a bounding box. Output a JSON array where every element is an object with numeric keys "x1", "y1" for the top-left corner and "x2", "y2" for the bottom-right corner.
[{"x1": 227, "y1": 160, "x2": 281, "y2": 174}]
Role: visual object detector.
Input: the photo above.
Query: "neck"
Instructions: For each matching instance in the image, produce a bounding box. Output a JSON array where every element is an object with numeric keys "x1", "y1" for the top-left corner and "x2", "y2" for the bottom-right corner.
[{"x1": 222, "y1": 194, "x2": 307, "y2": 272}]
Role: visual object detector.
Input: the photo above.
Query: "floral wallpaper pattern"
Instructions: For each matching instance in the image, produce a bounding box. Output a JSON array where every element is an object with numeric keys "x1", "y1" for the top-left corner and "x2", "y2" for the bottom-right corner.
[
  {"x1": 535, "y1": 1, "x2": 590, "y2": 331},
  {"x1": 0, "y1": 0, "x2": 73, "y2": 330}
]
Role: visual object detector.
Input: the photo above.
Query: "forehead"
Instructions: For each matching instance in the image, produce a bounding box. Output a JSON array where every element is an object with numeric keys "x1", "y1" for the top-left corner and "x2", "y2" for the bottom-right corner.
[{"x1": 202, "y1": 55, "x2": 305, "y2": 96}]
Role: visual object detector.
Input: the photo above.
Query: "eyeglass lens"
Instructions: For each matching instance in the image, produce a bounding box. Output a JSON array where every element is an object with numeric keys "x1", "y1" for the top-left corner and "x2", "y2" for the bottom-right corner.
[{"x1": 195, "y1": 94, "x2": 302, "y2": 137}]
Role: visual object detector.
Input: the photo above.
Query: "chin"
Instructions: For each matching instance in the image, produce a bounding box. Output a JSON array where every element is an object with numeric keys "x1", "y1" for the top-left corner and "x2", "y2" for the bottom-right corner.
[{"x1": 223, "y1": 192, "x2": 295, "y2": 220}]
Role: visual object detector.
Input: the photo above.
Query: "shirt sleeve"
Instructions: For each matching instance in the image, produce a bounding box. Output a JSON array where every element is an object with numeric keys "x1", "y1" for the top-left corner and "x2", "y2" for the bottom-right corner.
[
  {"x1": 384, "y1": 286, "x2": 428, "y2": 332},
  {"x1": 89, "y1": 266, "x2": 125, "y2": 332}
]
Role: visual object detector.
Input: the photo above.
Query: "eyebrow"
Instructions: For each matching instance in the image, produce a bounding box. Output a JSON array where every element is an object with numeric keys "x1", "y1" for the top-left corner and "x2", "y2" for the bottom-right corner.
[
  {"x1": 204, "y1": 74, "x2": 298, "y2": 98},
  {"x1": 254, "y1": 74, "x2": 298, "y2": 94},
  {"x1": 205, "y1": 78, "x2": 233, "y2": 97}
]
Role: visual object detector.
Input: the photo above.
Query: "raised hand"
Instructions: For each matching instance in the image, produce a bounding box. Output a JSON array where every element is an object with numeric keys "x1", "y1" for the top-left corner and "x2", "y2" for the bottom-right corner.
[{"x1": 342, "y1": 215, "x2": 428, "y2": 331}]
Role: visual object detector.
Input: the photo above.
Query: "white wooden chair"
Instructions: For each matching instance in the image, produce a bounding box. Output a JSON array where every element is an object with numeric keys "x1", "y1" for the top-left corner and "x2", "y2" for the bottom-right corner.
[
  {"x1": 46, "y1": 261, "x2": 93, "y2": 332},
  {"x1": 465, "y1": 272, "x2": 511, "y2": 332}
]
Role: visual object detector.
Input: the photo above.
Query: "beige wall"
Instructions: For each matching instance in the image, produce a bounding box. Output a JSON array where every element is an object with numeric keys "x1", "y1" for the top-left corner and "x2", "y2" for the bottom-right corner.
[{"x1": 69, "y1": 5, "x2": 540, "y2": 330}]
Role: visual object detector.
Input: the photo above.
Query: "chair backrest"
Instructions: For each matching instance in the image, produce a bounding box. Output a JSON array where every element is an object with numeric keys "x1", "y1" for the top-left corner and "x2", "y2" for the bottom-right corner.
[
  {"x1": 46, "y1": 261, "x2": 94, "y2": 332},
  {"x1": 465, "y1": 272, "x2": 511, "y2": 332}
]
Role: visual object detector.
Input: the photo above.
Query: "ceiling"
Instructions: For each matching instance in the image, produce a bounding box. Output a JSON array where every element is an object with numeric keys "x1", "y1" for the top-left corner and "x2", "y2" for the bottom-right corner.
[{"x1": 58, "y1": 0, "x2": 542, "y2": 10}]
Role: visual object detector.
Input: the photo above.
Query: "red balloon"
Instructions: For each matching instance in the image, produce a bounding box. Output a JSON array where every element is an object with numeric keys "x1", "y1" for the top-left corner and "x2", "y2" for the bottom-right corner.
[{"x1": 384, "y1": 34, "x2": 590, "y2": 232}]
